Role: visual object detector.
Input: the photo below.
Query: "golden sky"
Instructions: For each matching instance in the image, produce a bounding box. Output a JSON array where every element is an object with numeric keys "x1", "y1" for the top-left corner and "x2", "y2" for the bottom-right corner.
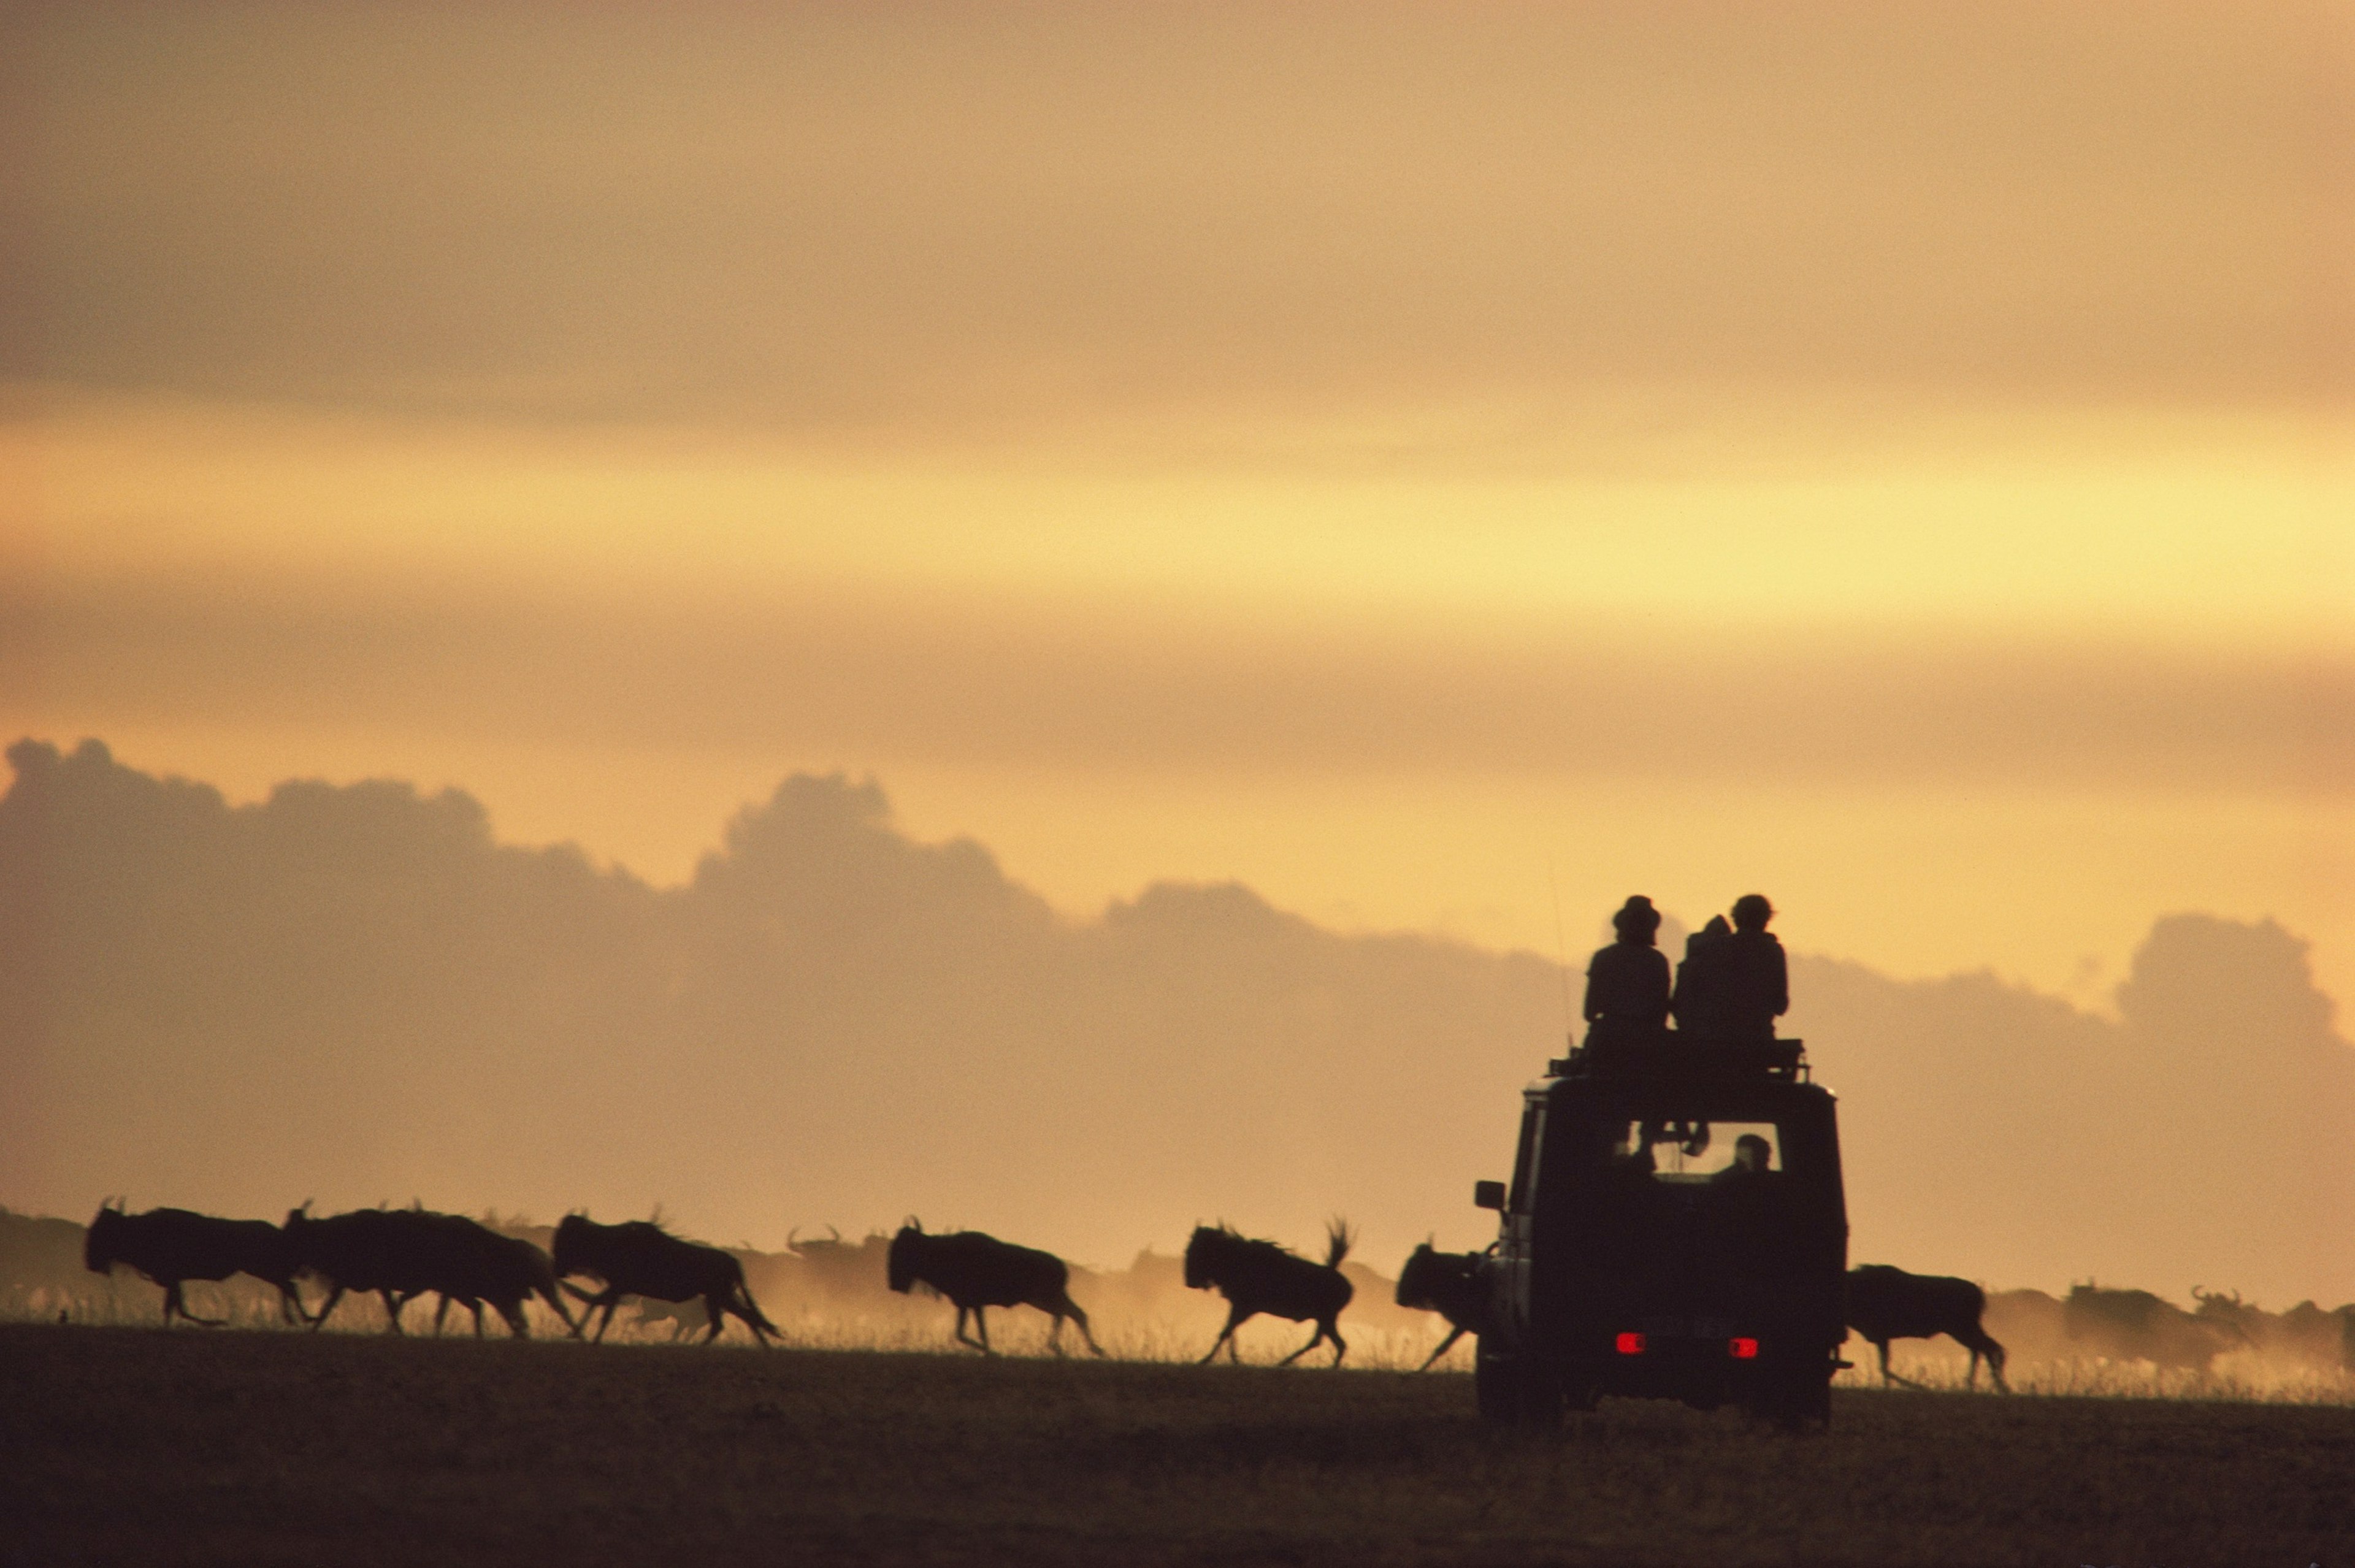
[{"x1": 5, "y1": 1, "x2": 2351, "y2": 1008}]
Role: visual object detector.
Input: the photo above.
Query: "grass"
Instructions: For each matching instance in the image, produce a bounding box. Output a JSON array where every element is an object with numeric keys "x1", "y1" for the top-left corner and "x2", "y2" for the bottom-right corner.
[
  {"x1": 10, "y1": 1282, "x2": 1472, "y2": 1369},
  {"x1": 5, "y1": 1323, "x2": 2354, "y2": 1566},
  {"x1": 1845, "y1": 1341, "x2": 2355, "y2": 1406}
]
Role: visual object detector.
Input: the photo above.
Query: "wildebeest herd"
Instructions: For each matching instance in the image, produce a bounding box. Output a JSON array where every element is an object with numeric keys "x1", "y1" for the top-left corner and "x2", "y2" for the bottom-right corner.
[
  {"x1": 77, "y1": 1199, "x2": 1382, "y2": 1365},
  {"x1": 77, "y1": 1198, "x2": 2037, "y2": 1386},
  {"x1": 87, "y1": 1201, "x2": 586, "y2": 1340}
]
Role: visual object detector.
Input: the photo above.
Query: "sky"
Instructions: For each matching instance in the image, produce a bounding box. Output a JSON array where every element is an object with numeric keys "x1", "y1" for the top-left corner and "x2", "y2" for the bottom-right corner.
[{"x1": 5, "y1": 4, "x2": 2352, "y2": 1010}]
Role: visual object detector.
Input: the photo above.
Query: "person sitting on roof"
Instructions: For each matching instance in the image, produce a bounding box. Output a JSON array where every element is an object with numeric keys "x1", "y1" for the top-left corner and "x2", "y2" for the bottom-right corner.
[
  {"x1": 1723, "y1": 893, "x2": 1790, "y2": 1044},
  {"x1": 1583, "y1": 895, "x2": 1671, "y2": 1049},
  {"x1": 1671, "y1": 913, "x2": 1733, "y2": 1040}
]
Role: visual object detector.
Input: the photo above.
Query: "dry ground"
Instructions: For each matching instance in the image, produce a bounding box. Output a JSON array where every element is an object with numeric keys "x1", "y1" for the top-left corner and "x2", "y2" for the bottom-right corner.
[{"x1": 3, "y1": 1323, "x2": 2351, "y2": 1567}]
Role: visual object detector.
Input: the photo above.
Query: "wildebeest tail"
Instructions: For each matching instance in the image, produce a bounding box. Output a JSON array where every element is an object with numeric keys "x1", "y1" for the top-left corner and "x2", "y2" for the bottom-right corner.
[
  {"x1": 730, "y1": 1257, "x2": 783, "y2": 1337},
  {"x1": 1323, "y1": 1217, "x2": 1355, "y2": 1271}
]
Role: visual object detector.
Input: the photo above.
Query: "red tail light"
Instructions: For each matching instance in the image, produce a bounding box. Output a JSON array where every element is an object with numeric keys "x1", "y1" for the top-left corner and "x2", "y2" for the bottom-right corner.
[
  {"x1": 1615, "y1": 1332, "x2": 1646, "y2": 1355},
  {"x1": 1728, "y1": 1337, "x2": 1760, "y2": 1359}
]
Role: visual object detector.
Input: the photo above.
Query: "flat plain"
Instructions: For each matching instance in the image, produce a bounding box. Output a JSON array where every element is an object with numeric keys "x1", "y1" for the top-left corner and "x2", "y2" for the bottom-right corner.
[{"x1": 4, "y1": 1323, "x2": 2352, "y2": 1567}]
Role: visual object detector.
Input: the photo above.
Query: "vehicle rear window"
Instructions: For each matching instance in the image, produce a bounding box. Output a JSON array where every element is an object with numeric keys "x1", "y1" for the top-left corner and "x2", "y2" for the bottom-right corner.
[{"x1": 1609, "y1": 1119, "x2": 1781, "y2": 1182}]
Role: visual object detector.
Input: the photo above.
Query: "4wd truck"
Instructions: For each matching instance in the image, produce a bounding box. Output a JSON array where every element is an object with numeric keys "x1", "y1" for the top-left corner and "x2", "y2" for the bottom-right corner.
[{"x1": 1469, "y1": 1038, "x2": 1848, "y2": 1427}]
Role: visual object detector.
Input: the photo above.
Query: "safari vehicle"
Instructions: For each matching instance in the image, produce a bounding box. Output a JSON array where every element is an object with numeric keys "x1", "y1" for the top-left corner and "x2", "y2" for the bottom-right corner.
[{"x1": 1469, "y1": 1037, "x2": 1847, "y2": 1428}]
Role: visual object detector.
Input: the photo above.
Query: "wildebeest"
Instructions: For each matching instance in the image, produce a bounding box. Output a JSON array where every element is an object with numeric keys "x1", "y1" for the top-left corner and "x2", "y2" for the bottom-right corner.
[
  {"x1": 551, "y1": 1214, "x2": 781, "y2": 1346},
  {"x1": 2184, "y1": 1288, "x2": 2344, "y2": 1372},
  {"x1": 1845, "y1": 1264, "x2": 2008, "y2": 1391},
  {"x1": 1394, "y1": 1242, "x2": 1496, "y2": 1371},
  {"x1": 410, "y1": 1214, "x2": 579, "y2": 1339},
  {"x1": 789, "y1": 1225, "x2": 886, "y2": 1295},
  {"x1": 283, "y1": 1205, "x2": 447, "y2": 1333},
  {"x1": 83, "y1": 1201, "x2": 305, "y2": 1327},
  {"x1": 887, "y1": 1219, "x2": 1103, "y2": 1356},
  {"x1": 1184, "y1": 1220, "x2": 1355, "y2": 1367},
  {"x1": 2064, "y1": 1283, "x2": 2239, "y2": 1375}
]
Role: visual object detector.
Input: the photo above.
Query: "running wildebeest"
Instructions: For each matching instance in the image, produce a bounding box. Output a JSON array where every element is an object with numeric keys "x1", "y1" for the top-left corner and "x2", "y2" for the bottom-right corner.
[
  {"x1": 410, "y1": 1213, "x2": 579, "y2": 1339},
  {"x1": 887, "y1": 1219, "x2": 1104, "y2": 1356},
  {"x1": 551, "y1": 1214, "x2": 781, "y2": 1346},
  {"x1": 1394, "y1": 1241, "x2": 1496, "y2": 1371},
  {"x1": 2064, "y1": 1283, "x2": 2239, "y2": 1375},
  {"x1": 1184, "y1": 1220, "x2": 1356, "y2": 1367},
  {"x1": 788, "y1": 1225, "x2": 893, "y2": 1307},
  {"x1": 82, "y1": 1201, "x2": 306, "y2": 1326},
  {"x1": 283, "y1": 1205, "x2": 448, "y2": 1333},
  {"x1": 1846, "y1": 1264, "x2": 2008, "y2": 1391}
]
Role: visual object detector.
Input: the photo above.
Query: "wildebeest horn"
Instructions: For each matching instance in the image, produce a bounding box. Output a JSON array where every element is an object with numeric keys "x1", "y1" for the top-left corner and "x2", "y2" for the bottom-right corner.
[
  {"x1": 826, "y1": 1223, "x2": 841, "y2": 1244},
  {"x1": 904, "y1": 1215, "x2": 922, "y2": 1233},
  {"x1": 787, "y1": 1226, "x2": 802, "y2": 1250}
]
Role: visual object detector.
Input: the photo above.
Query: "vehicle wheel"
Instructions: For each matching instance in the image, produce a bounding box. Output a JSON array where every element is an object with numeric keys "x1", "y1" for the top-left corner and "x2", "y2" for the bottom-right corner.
[
  {"x1": 1518, "y1": 1357, "x2": 1564, "y2": 1429},
  {"x1": 1752, "y1": 1366, "x2": 1833, "y2": 1431},
  {"x1": 1799, "y1": 1368, "x2": 1834, "y2": 1429},
  {"x1": 1474, "y1": 1348, "x2": 1522, "y2": 1425}
]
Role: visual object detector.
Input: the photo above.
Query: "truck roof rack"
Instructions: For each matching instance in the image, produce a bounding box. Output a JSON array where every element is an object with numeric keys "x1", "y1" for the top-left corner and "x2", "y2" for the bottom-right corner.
[{"x1": 1547, "y1": 1038, "x2": 1809, "y2": 1082}]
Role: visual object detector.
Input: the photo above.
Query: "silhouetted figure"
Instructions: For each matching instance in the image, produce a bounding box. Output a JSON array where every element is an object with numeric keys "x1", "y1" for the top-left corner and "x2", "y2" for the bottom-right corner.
[
  {"x1": 551, "y1": 1214, "x2": 781, "y2": 1346},
  {"x1": 1394, "y1": 1242, "x2": 1496, "y2": 1371},
  {"x1": 1184, "y1": 1221, "x2": 1355, "y2": 1366},
  {"x1": 886, "y1": 1220, "x2": 1104, "y2": 1356},
  {"x1": 1846, "y1": 1264, "x2": 2008, "y2": 1391},
  {"x1": 1723, "y1": 893, "x2": 1789, "y2": 1044},
  {"x1": 83, "y1": 1202, "x2": 306, "y2": 1326},
  {"x1": 1670, "y1": 914, "x2": 1733, "y2": 1038},
  {"x1": 1583, "y1": 896, "x2": 1670, "y2": 1049},
  {"x1": 1714, "y1": 1133, "x2": 1773, "y2": 1179}
]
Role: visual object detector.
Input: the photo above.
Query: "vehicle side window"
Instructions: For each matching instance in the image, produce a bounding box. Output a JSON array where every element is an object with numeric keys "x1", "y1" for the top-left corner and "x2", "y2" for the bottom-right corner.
[{"x1": 1507, "y1": 1107, "x2": 1546, "y2": 1212}]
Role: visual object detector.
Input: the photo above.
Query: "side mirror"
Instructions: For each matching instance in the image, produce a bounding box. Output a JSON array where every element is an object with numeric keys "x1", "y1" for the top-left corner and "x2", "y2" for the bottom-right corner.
[{"x1": 1473, "y1": 1180, "x2": 1506, "y2": 1212}]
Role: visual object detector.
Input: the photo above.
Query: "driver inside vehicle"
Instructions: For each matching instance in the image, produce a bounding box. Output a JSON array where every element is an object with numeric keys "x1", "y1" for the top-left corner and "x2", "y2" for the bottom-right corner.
[
  {"x1": 1714, "y1": 1133, "x2": 1774, "y2": 1179},
  {"x1": 1615, "y1": 1120, "x2": 1783, "y2": 1182}
]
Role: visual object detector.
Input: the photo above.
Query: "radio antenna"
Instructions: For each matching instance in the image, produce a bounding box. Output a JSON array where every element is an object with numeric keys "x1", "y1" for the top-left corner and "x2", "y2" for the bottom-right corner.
[{"x1": 1547, "y1": 858, "x2": 1576, "y2": 1052}]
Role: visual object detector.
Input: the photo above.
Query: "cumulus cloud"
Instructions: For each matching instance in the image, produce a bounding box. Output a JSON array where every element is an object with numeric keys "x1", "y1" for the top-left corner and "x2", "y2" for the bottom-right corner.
[
  {"x1": 4, "y1": 738, "x2": 2351, "y2": 1301},
  {"x1": 1795, "y1": 923, "x2": 2355, "y2": 1299}
]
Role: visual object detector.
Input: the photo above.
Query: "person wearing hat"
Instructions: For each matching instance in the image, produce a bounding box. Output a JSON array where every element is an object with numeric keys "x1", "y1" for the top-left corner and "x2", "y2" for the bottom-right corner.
[
  {"x1": 1723, "y1": 893, "x2": 1789, "y2": 1044},
  {"x1": 1582, "y1": 895, "x2": 1672, "y2": 1050}
]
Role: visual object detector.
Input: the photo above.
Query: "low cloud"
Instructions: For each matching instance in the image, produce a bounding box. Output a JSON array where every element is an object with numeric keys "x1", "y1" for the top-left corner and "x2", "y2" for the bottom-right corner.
[{"x1": 4, "y1": 738, "x2": 2351, "y2": 1302}]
